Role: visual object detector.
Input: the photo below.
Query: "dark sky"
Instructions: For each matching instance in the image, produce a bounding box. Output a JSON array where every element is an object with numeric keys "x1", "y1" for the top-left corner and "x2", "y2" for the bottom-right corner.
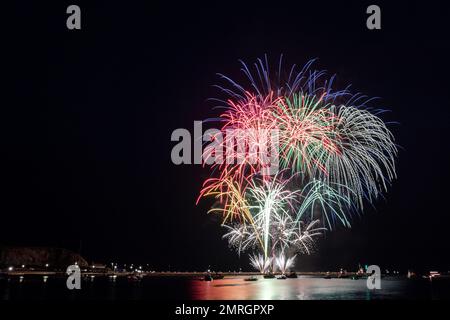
[{"x1": 4, "y1": 0, "x2": 450, "y2": 272}]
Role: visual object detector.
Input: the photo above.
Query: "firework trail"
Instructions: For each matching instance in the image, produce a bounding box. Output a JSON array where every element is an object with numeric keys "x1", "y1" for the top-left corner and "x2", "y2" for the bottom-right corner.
[
  {"x1": 275, "y1": 254, "x2": 297, "y2": 275},
  {"x1": 198, "y1": 55, "x2": 398, "y2": 271},
  {"x1": 246, "y1": 175, "x2": 298, "y2": 258},
  {"x1": 249, "y1": 254, "x2": 273, "y2": 274}
]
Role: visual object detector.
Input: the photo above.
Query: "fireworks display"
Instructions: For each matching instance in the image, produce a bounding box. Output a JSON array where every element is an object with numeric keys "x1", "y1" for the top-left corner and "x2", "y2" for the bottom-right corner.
[{"x1": 198, "y1": 56, "x2": 398, "y2": 273}]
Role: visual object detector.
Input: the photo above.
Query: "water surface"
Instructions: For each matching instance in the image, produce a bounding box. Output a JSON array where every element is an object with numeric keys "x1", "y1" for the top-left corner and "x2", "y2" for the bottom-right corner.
[{"x1": 1, "y1": 275, "x2": 448, "y2": 300}]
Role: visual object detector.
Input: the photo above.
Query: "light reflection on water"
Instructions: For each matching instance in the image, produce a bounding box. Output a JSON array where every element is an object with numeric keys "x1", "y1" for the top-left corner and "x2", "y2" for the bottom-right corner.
[
  {"x1": 187, "y1": 276, "x2": 429, "y2": 300},
  {"x1": 1, "y1": 275, "x2": 446, "y2": 300}
]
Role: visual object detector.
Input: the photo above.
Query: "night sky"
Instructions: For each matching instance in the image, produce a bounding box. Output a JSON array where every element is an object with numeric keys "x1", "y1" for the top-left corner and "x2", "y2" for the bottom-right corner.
[{"x1": 4, "y1": 1, "x2": 450, "y2": 272}]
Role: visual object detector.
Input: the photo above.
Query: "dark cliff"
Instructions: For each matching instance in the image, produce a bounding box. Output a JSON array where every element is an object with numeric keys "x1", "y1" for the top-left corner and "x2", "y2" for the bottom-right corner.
[{"x1": 0, "y1": 246, "x2": 88, "y2": 268}]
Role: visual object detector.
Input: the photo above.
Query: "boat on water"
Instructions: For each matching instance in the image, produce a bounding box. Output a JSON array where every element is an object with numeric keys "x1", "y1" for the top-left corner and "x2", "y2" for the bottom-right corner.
[
  {"x1": 204, "y1": 274, "x2": 213, "y2": 281},
  {"x1": 337, "y1": 272, "x2": 349, "y2": 279},
  {"x1": 286, "y1": 272, "x2": 298, "y2": 278},
  {"x1": 244, "y1": 276, "x2": 258, "y2": 281},
  {"x1": 263, "y1": 273, "x2": 275, "y2": 279},
  {"x1": 127, "y1": 274, "x2": 143, "y2": 282},
  {"x1": 276, "y1": 275, "x2": 287, "y2": 280}
]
